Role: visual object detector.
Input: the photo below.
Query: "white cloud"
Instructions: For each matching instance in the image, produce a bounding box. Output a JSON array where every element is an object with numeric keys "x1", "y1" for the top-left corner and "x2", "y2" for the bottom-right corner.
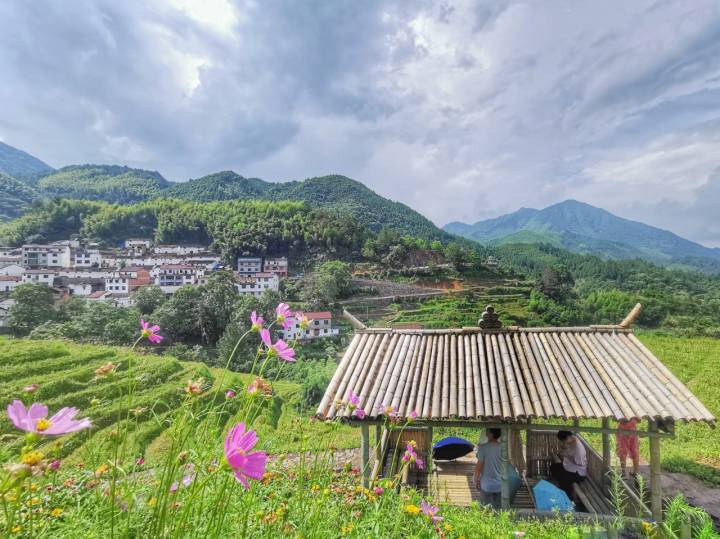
[{"x1": 1, "y1": 0, "x2": 720, "y2": 245}]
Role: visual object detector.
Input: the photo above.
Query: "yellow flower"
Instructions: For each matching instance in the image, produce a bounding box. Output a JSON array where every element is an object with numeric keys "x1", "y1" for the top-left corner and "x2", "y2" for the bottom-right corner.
[
  {"x1": 311, "y1": 484, "x2": 320, "y2": 492},
  {"x1": 21, "y1": 451, "x2": 44, "y2": 466},
  {"x1": 28, "y1": 497, "x2": 41, "y2": 506},
  {"x1": 443, "y1": 523, "x2": 454, "y2": 532},
  {"x1": 11, "y1": 525, "x2": 22, "y2": 534},
  {"x1": 51, "y1": 507, "x2": 63, "y2": 517},
  {"x1": 95, "y1": 464, "x2": 109, "y2": 476},
  {"x1": 147, "y1": 497, "x2": 157, "y2": 507},
  {"x1": 340, "y1": 523, "x2": 355, "y2": 533},
  {"x1": 29, "y1": 483, "x2": 39, "y2": 492},
  {"x1": 404, "y1": 504, "x2": 421, "y2": 515}
]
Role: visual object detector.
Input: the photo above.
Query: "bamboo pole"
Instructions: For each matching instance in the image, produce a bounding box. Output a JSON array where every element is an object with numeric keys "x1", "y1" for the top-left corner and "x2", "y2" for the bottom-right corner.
[
  {"x1": 649, "y1": 420, "x2": 663, "y2": 523},
  {"x1": 619, "y1": 303, "x2": 642, "y2": 328},
  {"x1": 602, "y1": 418, "x2": 611, "y2": 482},
  {"x1": 501, "y1": 425, "x2": 510, "y2": 509},
  {"x1": 375, "y1": 424, "x2": 382, "y2": 466},
  {"x1": 361, "y1": 424, "x2": 370, "y2": 488}
]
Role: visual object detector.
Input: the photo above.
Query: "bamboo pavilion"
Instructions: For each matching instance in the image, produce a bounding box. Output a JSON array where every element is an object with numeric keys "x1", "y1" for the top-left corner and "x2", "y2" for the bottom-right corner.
[{"x1": 316, "y1": 305, "x2": 715, "y2": 523}]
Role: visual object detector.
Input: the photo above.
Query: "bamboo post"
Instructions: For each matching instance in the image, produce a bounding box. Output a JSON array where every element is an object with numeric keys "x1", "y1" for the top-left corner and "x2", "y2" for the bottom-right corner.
[
  {"x1": 602, "y1": 418, "x2": 611, "y2": 483},
  {"x1": 427, "y1": 426, "x2": 433, "y2": 472},
  {"x1": 361, "y1": 424, "x2": 370, "y2": 488},
  {"x1": 648, "y1": 420, "x2": 663, "y2": 522},
  {"x1": 501, "y1": 425, "x2": 510, "y2": 509},
  {"x1": 375, "y1": 424, "x2": 382, "y2": 466}
]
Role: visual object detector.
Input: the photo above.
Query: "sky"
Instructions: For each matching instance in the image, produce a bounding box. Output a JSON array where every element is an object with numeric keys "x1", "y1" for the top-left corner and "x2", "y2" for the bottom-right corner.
[{"x1": 1, "y1": 1, "x2": 720, "y2": 246}]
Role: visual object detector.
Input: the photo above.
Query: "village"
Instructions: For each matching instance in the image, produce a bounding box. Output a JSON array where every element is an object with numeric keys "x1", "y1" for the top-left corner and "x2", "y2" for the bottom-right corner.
[{"x1": 0, "y1": 240, "x2": 338, "y2": 341}]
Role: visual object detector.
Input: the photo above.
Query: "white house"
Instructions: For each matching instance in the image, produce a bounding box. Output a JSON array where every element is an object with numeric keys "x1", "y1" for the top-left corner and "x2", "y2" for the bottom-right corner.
[
  {"x1": 153, "y1": 244, "x2": 207, "y2": 255},
  {"x1": 73, "y1": 249, "x2": 102, "y2": 268},
  {"x1": 21, "y1": 269, "x2": 58, "y2": 286},
  {"x1": 152, "y1": 264, "x2": 203, "y2": 293},
  {"x1": 54, "y1": 276, "x2": 104, "y2": 296},
  {"x1": 0, "y1": 276, "x2": 20, "y2": 293},
  {"x1": 105, "y1": 274, "x2": 130, "y2": 294},
  {"x1": 0, "y1": 248, "x2": 22, "y2": 264},
  {"x1": 125, "y1": 239, "x2": 153, "y2": 254},
  {"x1": 22, "y1": 243, "x2": 72, "y2": 268},
  {"x1": 282, "y1": 311, "x2": 339, "y2": 341},
  {"x1": 237, "y1": 257, "x2": 263, "y2": 275},
  {"x1": 234, "y1": 272, "x2": 279, "y2": 297},
  {"x1": 0, "y1": 264, "x2": 24, "y2": 277}
]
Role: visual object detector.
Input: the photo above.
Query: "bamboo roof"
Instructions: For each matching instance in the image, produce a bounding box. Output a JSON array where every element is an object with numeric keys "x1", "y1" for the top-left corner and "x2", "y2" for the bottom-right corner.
[{"x1": 316, "y1": 327, "x2": 715, "y2": 424}]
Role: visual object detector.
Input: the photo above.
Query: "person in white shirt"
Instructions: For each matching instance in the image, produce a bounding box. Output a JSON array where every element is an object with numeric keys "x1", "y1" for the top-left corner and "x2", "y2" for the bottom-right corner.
[{"x1": 550, "y1": 430, "x2": 587, "y2": 497}]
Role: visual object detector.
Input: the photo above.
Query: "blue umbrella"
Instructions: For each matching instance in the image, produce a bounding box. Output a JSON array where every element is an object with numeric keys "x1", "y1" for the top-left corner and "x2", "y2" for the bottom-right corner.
[
  {"x1": 532, "y1": 480, "x2": 574, "y2": 512},
  {"x1": 432, "y1": 436, "x2": 474, "y2": 461}
]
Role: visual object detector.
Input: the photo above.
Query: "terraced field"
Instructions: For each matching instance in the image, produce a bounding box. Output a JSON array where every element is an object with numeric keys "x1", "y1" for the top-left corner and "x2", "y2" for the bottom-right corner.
[{"x1": 0, "y1": 338, "x2": 356, "y2": 468}]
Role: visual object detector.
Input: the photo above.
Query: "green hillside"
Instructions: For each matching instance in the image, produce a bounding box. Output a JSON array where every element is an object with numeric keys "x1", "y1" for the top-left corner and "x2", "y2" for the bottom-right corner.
[
  {"x1": 164, "y1": 172, "x2": 447, "y2": 240},
  {"x1": 446, "y1": 200, "x2": 720, "y2": 272},
  {"x1": 0, "y1": 141, "x2": 54, "y2": 179},
  {"x1": 0, "y1": 337, "x2": 355, "y2": 465},
  {"x1": 39, "y1": 165, "x2": 170, "y2": 204},
  {"x1": 0, "y1": 172, "x2": 39, "y2": 221}
]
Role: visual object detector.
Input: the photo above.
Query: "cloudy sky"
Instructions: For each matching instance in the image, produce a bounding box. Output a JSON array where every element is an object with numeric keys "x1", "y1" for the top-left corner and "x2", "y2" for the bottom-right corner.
[{"x1": 1, "y1": 1, "x2": 720, "y2": 246}]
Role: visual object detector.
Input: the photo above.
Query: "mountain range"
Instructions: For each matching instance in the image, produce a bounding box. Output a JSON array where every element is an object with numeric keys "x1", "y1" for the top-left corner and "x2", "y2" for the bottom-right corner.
[
  {"x1": 1, "y1": 141, "x2": 719, "y2": 272},
  {"x1": 444, "y1": 200, "x2": 720, "y2": 271}
]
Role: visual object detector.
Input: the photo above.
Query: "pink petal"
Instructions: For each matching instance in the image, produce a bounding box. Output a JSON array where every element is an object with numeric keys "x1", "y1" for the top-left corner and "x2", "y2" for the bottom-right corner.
[
  {"x1": 234, "y1": 472, "x2": 250, "y2": 489},
  {"x1": 27, "y1": 402, "x2": 49, "y2": 423},
  {"x1": 225, "y1": 423, "x2": 246, "y2": 457},
  {"x1": 241, "y1": 451, "x2": 267, "y2": 480},
  {"x1": 140, "y1": 319, "x2": 148, "y2": 330},
  {"x1": 149, "y1": 325, "x2": 160, "y2": 333},
  {"x1": 236, "y1": 427, "x2": 259, "y2": 453},
  {"x1": 7, "y1": 400, "x2": 29, "y2": 430},
  {"x1": 260, "y1": 329, "x2": 272, "y2": 347}
]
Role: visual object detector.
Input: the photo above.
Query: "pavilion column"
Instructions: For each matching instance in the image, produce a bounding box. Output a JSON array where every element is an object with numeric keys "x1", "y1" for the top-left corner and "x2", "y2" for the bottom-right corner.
[
  {"x1": 375, "y1": 424, "x2": 382, "y2": 465},
  {"x1": 501, "y1": 425, "x2": 510, "y2": 510},
  {"x1": 361, "y1": 423, "x2": 370, "y2": 488},
  {"x1": 427, "y1": 426, "x2": 433, "y2": 472},
  {"x1": 649, "y1": 420, "x2": 663, "y2": 522},
  {"x1": 602, "y1": 418, "x2": 611, "y2": 483}
]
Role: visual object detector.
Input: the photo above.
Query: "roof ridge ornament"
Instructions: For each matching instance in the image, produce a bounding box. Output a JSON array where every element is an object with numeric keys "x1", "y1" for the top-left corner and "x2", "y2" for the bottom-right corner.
[{"x1": 479, "y1": 304, "x2": 502, "y2": 330}]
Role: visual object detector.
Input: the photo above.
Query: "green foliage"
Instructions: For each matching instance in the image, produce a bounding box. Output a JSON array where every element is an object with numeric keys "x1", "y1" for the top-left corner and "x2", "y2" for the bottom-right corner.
[
  {"x1": 8, "y1": 283, "x2": 57, "y2": 335},
  {"x1": 164, "y1": 173, "x2": 449, "y2": 240},
  {"x1": 0, "y1": 141, "x2": 54, "y2": 179},
  {"x1": 300, "y1": 260, "x2": 353, "y2": 309},
  {"x1": 39, "y1": 164, "x2": 169, "y2": 203},
  {"x1": 131, "y1": 285, "x2": 167, "y2": 315},
  {"x1": 0, "y1": 172, "x2": 39, "y2": 221}
]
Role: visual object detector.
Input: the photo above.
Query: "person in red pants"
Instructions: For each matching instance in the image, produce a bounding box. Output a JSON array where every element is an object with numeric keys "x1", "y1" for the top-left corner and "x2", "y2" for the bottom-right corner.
[{"x1": 617, "y1": 418, "x2": 640, "y2": 477}]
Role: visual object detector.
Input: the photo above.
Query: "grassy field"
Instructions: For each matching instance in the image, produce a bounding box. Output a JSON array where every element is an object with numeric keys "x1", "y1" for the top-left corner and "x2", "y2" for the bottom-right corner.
[{"x1": 637, "y1": 333, "x2": 720, "y2": 485}]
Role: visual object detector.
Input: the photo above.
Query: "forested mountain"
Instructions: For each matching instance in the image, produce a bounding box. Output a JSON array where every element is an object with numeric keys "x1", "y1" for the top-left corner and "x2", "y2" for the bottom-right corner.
[
  {"x1": 445, "y1": 199, "x2": 720, "y2": 272},
  {"x1": 0, "y1": 172, "x2": 40, "y2": 221},
  {"x1": 162, "y1": 172, "x2": 447, "y2": 240},
  {"x1": 38, "y1": 165, "x2": 170, "y2": 204},
  {"x1": 0, "y1": 141, "x2": 54, "y2": 179},
  {"x1": 0, "y1": 198, "x2": 368, "y2": 263}
]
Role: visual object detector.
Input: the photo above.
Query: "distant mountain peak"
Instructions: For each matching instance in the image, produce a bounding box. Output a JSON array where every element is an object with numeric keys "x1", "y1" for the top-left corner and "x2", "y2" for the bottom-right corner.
[
  {"x1": 444, "y1": 199, "x2": 720, "y2": 272},
  {"x1": 0, "y1": 141, "x2": 54, "y2": 179}
]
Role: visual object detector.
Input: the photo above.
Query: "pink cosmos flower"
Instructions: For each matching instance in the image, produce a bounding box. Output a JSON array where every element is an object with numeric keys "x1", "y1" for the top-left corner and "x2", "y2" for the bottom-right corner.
[
  {"x1": 140, "y1": 319, "x2": 163, "y2": 344},
  {"x1": 275, "y1": 303, "x2": 295, "y2": 330},
  {"x1": 136, "y1": 457, "x2": 145, "y2": 466},
  {"x1": 346, "y1": 390, "x2": 360, "y2": 410},
  {"x1": 373, "y1": 486, "x2": 384, "y2": 495},
  {"x1": 378, "y1": 403, "x2": 398, "y2": 418},
  {"x1": 295, "y1": 312, "x2": 312, "y2": 330},
  {"x1": 49, "y1": 459, "x2": 61, "y2": 471},
  {"x1": 225, "y1": 389, "x2": 236, "y2": 400},
  {"x1": 23, "y1": 383, "x2": 39, "y2": 394},
  {"x1": 408, "y1": 410, "x2": 418, "y2": 421},
  {"x1": 420, "y1": 500, "x2": 442, "y2": 523},
  {"x1": 170, "y1": 475, "x2": 194, "y2": 493},
  {"x1": 250, "y1": 311, "x2": 264, "y2": 332},
  {"x1": 260, "y1": 329, "x2": 296, "y2": 362},
  {"x1": 7, "y1": 401, "x2": 91, "y2": 436},
  {"x1": 224, "y1": 423, "x2": 267, "y2": 489},
  {"x1": 402, "y1": 443, "x2": 425, "y2": 470},
  {"x1": 354, "y1": 408, "x2": 366, "y2": 419}
]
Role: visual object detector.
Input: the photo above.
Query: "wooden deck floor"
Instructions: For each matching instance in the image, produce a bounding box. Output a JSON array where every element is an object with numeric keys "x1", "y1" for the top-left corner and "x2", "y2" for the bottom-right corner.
[{"x1": 428, "y1": 455, "x2": 535, "y2": 509}]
